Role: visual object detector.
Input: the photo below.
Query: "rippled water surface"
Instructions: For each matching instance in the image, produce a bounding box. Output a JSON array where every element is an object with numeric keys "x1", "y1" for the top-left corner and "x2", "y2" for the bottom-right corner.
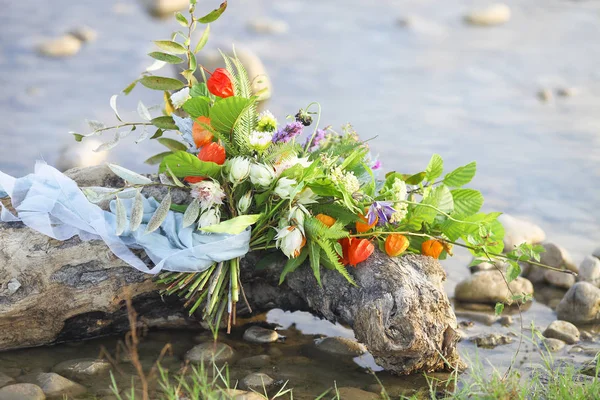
[{"x1": 1, "y1": 0, "x2": 600, "y2": 396}]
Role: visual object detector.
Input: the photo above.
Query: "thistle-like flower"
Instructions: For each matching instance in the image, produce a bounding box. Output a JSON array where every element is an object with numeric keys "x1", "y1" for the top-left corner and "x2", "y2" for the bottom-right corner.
[
  {"x1": 272, "y1": 121, "x2": 303, "y2": 143},
  {"x1": 190, "y1": 180, "x2": 225, "y2": 210}
]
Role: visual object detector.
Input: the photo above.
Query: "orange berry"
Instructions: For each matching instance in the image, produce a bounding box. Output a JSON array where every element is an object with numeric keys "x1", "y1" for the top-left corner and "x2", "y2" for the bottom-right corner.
[
  {"x1": 316, "y1": 214, "x2": 337, "y2": 227},
  {"x1": 355, "y1": 213, "x2": 376, "y2": 233},
  {"x1": 421, "y1": 239, "x2": 444, "y2": 259},
  {"x1": 385, "y1": 234, "x2": 410, "y2": 257},
  {"x1": 348, "y1": 238, "x2": 374, "y2": 267},
  {"x1": 192, "y1": 116, "x2": 214, "y2": 148}
]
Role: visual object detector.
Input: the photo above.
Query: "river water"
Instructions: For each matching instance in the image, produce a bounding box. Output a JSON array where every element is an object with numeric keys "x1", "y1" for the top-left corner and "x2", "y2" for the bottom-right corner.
[{"x1": 1, "y1": 0, "x2": 599, "y2": 397}]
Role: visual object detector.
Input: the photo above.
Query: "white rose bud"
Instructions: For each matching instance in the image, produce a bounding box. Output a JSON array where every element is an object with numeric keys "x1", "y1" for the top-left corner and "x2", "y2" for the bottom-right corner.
[
  {"x1": 249, "y1": 163, "x2": 276, "y2": 188},
  {"x1": 274, "y1": 178, "x2": 297, "y2": 199},
  {"x1": 198, "y1": 208, "x2": 220, "y2": 229},
  {"x1": 275, "y1": 225, "x2": 305, "y2": 258},
  {"x1": 237, "y1": 191, "x2": 253, "y2": 214},
  {"x1": 227, "y1": 157, "x2": 251, "y2": 184}
]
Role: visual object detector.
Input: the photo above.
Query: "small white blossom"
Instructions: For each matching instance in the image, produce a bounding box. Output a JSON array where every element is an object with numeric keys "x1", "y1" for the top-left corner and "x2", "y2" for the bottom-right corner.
[
  {"x1": 391, "y1": 178, "x2": 407, "y2": 202},
  {"x1": 198, "y1": 208, "x2": 220, "y2": 229},
  {"x1": 295, "y1": 187, "x2": 319, "y2": 205},
  {"x1": 330, "y1": 166, "x2": 360, "y2": 194},
  {"x1": 226, "y1": 156, "x2": 251, "y2": 184},
  {"x1": 274, "y1": 177, "x2": 297, "y2": 199},
  {"x1": 274, "y1": 156, "x2": 313, "y2": 176},
  {"x1": 275, "y1": 225, "x2": 305, "y2": 258},
  {"x1": 288, "y1": 205, "x2": 308, "y2": 227},
  {"x1": 249, "y1": 163, "x2": 276, "y2": 187},
  {"x1": 249, "y1": 130, "x2": 273, "y2": 152},
  {"x1": 170, "y1": 87, "x2": 190, "y2": 109},
  {"x1": 237, "y1": 191, "x2": 253, "y2": 214},
  {"x1": 190, "y1": 180, "x2": 225, "y2": 210}
]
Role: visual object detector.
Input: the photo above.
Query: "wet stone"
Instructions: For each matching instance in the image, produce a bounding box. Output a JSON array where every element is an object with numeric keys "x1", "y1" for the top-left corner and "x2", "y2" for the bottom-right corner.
[
  {"x1": 455, "y1": 270, "x2": 533, "y2": 304},
  {"x1": 336, "y1": 387, "x2": 380, "y2": 400},
  {"x1": 314, "y1": 336, "x2": 367, "y2": 357},
  {"x1": 52, "y1": 358, "x2": 111, "y2": 381},
  {"x1": 455, "y1": 311, "x2": 499, "y2": 326},
  {"x1": 184, "y1": 342, "x2": 234, "y2": 364},
  {"x1": 497, "y1": 214, "x2": 545, "y2": 251},
  {"x1": 0, "y1": 371, "x2": 15, "y2": 388},
  {"x1": 240, "y1": 372, "x2": 275, "y2": 391},
  {"x1": 543, "y1": 320, "x2": 580, "y2": 344},
  {"x1": 499, "y1": 315, "x2": 513, "y2": 327},
  {"x1": 37, "y1": 35, "x2": 82, "y2": 57},
  {"x1": 581, "y1": 331, "x2": 593, "y2": 341},
  {"x1": 0, "y1": 383, "x2": 45, "y2": 400},
  {"x1": 223, "y1": 389, "x2": 265, "y2": 400},
  {"x1": 578, "y1": 256, "x2": 600, "y2": 287},
  {"x1": 544, "y1": 269, "x2": 576, "y2": 289},
  {"x1": 243, "y1": 326, "x2": 279, "y2": 344},
  {"x1": 556, "y1": 282, "x2": 600, "y2": 324},
  {"x1": 541, "y1": 338, "x2": 566, "y2": 352},
  {"x1": 236, "y1": 355, "x2": 271, "y2": 369},
  {"x1": 471, "y1": 334, "x2": 513, "y2": 348},
  {"x1": 464, "y1": 3, "x2": 511, "y2": 26}
]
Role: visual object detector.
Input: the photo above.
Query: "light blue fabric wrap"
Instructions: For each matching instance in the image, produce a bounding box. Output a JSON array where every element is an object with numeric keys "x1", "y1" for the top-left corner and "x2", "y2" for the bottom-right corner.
[{"x1": 0, "y1": 162, "x2": 250, "y2": 274}]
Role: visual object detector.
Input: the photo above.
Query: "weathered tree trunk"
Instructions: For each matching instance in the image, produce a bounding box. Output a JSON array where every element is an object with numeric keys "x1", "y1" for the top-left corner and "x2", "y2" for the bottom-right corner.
[{"x1": 0, "y1": 166, "x2": 461, "y2": 375}]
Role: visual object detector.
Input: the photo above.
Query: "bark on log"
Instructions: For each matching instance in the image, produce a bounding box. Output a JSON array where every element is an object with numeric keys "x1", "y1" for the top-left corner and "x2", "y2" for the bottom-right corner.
[{"x1": 0, "y1": 166, "x2": 461, "y2": 375}]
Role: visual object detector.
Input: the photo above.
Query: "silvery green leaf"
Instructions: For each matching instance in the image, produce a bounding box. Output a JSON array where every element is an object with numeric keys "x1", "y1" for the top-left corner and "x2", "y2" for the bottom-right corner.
[
  {"x1": 183, "y1": 199, "x2": 200, "y2": 228},
  {"x1": 109, "y1": 95, "x2": 122, "y2": 122},
  {"x1": 129, "y1": 190, "x2": 144, "y2": 232},
  {"x1": 107, "y1": 163, "x2": 153, "y2": 185},
  {"x1": 137, "y1": 101, "x2": 152, "y2": 121},
  {"x1": 135, "y1": 126, "x2": 151, "y2": 143},
  {"x1": 94, "y1": 130, "x2": 129, "y2": 152},
  {"x1": 86, "y1": 119, "x2": 106, "y2": 132},
  {"x1": 146, "y1": 59, "x2": 167, "y2": 72},
  {"x1": 158, "y1": 173, "x2": 174, "y2": 186},
  {"x1": 81, "y1": 187, "x2": 119, "y2": 203},
  {"x1": 145, "y1": 192, "x2": 171, "y2": 233},
  {"x1": 115, "y1": 196, "x2": 127, "y2": 236},
  {"x1": 171, "y1": 115, "x2": 197, "y2": 151},
  {"x1": 166, "y1": 166, "x2": 185, "y2": 187}
]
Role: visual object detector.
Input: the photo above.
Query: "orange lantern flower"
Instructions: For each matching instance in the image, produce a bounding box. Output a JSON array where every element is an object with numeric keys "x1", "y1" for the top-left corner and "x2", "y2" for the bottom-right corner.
[
  {"x1": 421, "y1": 239, "x2": 444, "y2": 259},
  {"x1": 348, "y1": 238, "x2": 374, "y2": 267},
  {"x1": 192, "y1": 116, "x2": 214, "y2": 148},
  {"x1": 355, "y1": 212, "x2": 377, "y2": 233},
  {"x1": 185, "y1": 142, "x2": 226, "y2": 184},
  {"x1": 207, "y1": 68, "x2": 234, "y2": 98},
  {"x1": 316, "y1": 214, "x2": 336, "y2": 227},
  {"x1": 385, "y1": 234, "x2": 410, "y2": 257},
  {"x1": 338, "y1": 237, "x2": 352, "y2": 266}
]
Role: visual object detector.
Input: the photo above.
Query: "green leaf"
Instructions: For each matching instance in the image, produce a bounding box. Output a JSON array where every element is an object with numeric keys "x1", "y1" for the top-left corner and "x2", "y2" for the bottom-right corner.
[
  {"x1": 73, "y1": 133, "x2": 84, "y2": 142},
  {"x1": 157, "y1": 138, "x2": 188, "y2": 152},
  {"x1": 148, "y1": 52, "x2": 184, "y2": 64},
  {"x1": 308, "y1": 241, "x2": 322, "y2": 286},
  {"x1": 122, "y1": 79, "x2": 138, "y2": 95},
  {"x1": 200, "y1": 214, "x2": 261, "y2": 235},
  {"x1": 140, "y1": 76, "x2": 184, "y2": 91},
  {"x1": 175, "y1": 12, "x2": 189, "y2": 27},
  {"x1": 279, "y1": 248, "x2": 308, "y2": 284},
  {"x1": 146, "y1": 192, "x2": 171, "y2": 234},
  {"x1": 183, "y1": 97, "x2": 210, "y2": 119},
  {"x1": 194, "y1": 24, "x2": 210, "y2": 53},
  {"x1": 444, "y1": 161, "x2": 476, "y2": 187},
  {"x1": 494, "y1": 302, "x2": 504, "y2": 316},
  {"x1": 190, "y1": 83, "x2": 210, "y2": 98},
  {"x1": 197, "y1": 1, "x2": 227, "y2": 23},
  {"x1": 170, "y1": 204, "x2": 188, "y2": 213},
  {"x1": 451, "y1": 189, "x2": 484, "y2": 216},
  {"x1": 209, "y1": 96, "x2": 253, "y2": 134},
  {"x1": 407, "y1": 185, "x2": 450, "y2": 229},
  {"x1": 183, "y1": 199, "x2": 201, "y2": 228},
  {"x1": 506, "y1": 261, "x2": 521, "y2": 283},
  {"x1": 145, "y1": 152, "x2": 172, "y2": 165},
  {"x1": 159, "y1": 151, "x2": 222, "y2": 179},
  {"x1": 153, "y1": 40, "x2": 187, "y2": 54},
  {"x1": 151, "y1": 129, "x2": 164, "y2": 139},
  {"x1": 405, "y1": 171, "x2": 426, "y2": 185},
  {"x1": 425, "y1": 154, "x2": 443, "y2": 182},
  {"x1": 151, "y1": 116, "x2": 178, "y2": 130}
]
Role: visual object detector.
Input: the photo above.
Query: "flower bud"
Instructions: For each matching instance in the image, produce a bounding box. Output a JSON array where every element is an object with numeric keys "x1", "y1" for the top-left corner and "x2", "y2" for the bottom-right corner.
[
  {"x1": 249, "y1": 163, "x2": 276, "y2": 187},
  {"x1": 288, "y1": 205, "x2": 307, "y2": 227},
  {"x1": 226, "y1": 156, "x2": 251, "y2": 184},
  {"x1": 198, "y1": 208, "x2": 220, "y2": 229},
  {"x1": 249, "y1": 130, "x2": 273, "y2": 152},
  {"x1": 275, "y1": 225, "x2": 306, "y2": 258},
  {"x1": 295, "y1": 109, "x2": 313, "y2": 126},
  {"x1": 274, "y1": 178, "x2": 297, "y2": 199},
  {"x1": 237, "y1": 191, "x2": 253, "y2": 214}
]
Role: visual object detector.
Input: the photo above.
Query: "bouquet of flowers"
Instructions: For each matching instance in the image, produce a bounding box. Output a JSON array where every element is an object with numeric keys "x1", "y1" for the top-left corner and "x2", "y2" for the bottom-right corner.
[{"x1": 69, "y1": 1, "x2": 547, "y2": 331}]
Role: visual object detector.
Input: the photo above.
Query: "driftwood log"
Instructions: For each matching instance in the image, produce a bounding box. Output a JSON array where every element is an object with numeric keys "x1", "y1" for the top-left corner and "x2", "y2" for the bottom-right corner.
[{"x1": 0, "y1": 166, "x2": 461, "y2": 375}]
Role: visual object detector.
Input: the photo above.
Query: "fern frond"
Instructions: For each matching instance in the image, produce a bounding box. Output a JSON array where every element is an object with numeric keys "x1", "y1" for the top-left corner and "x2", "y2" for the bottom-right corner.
[
  {"x1": 263, "y1": 142, "x2": 301, "y2": 164},
  {"x1": 317, "y1": 238, "x2": 356, "y2": 286},
  {"x1": 309, "y1": 203, "x2": 360, "y2": 224}
]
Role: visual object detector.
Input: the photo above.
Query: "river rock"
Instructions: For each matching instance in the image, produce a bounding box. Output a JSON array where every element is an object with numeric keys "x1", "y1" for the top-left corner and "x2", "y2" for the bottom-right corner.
[
  {"x1": 542, "y1": 338, "x2": 565, "y2": 352},
  {"x1": 18, "y1": 373, "x2": 86, "y2": 398},
  {"x1": 543, "y1": 320, "x2": 580, "y2": 344},
  {"x1": 37, "y1": 35, "x2": 82, "y2": 58},
  {"x1": 52, "y1": 358, "x2": 111, "y2": 381},
  {"x1": 240, "y1": 372, "x2": 274, "y2": 391},
  {"x1": 544, "y1": 270, "x2": 576, "y2": 289},
  {"x1": 143, "y1": 0, "x2": 189, "y2": 17},
  {"x1": 455, "y1": 311, "x2": 499, "y2": 326},
  {"x1": 470, "y1": 333, "x2": 513, "y2": 348},
  {"x1": 68, "y1": 26, "x2": 97, "y2": 43},
  {"x1": 247, "y1": 18, "x2": 289, "y2": 34},
  {"x1": 0, "y1": 384, "x2": 45, "y2": 400},
  {"x1": 469, "y1": 260, "x2": 509, "y2": 274},
  {"x1": 243, "y1": 326, "x2": 279, "y2": 344},
  {"x1": 497, "y1": 214, "x2": 545, "y2": 251},
  {"x1": 236, "y1": 355, "x2": 271, "y2": 369},
  {"x1": 527, "y1": 242, "x2": 577, "y2": 284},
  {"x1": 0, "y1": 372, "x2": 15, "y2": 388},
  {"x1": 184, "y1": 342, "x2": 234, "y2": 364},
  {"x1": 579, "y1": 256, "x2": 600, "y2": 287},
  {"x1": 223, "y1": 389, "x2": 264, "y2": 400},
  {"x1": 314, "y1": 336, "x2": 367, "y2": 357},
  {"x1": 499, "y1": 315, "x2": 513, "y2": 327},
  {"x1": 335, "y1": 387, "x2": 380, "y2": 400},
  {"x1": 464, "y1": 4, "x2": 511, "y2": 26},
  {"x1": 454, "y1": 270, "x2": 533, "y2": 304},
  {"x1": 556, "y1": 282, "x2": 600, "y2": 324}
]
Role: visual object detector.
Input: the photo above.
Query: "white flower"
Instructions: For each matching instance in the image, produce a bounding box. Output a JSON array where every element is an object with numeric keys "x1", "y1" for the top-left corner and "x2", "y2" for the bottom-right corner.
[
  {"x1": 295, "y1": 187, "x2": 319, "y2": 205},
  {"x1": 391, "y1": 178, "x2": 407, "y2": 202},
  {"x1": 249, "y1": 130, "x2": 273, "y2": 152},
  {"x1": 288, "y1": 205, "x2": 308, "y2": 227},
  {"x1": 170, "y1": 87, "x2": 190, "y2": 109},
  {"x1": 190, "y1": 180, "x2": 225, "y2": 210},
  {"x1": 274, "y1": 178, "x2": 297, "y2": 199},
  {"x1": 275, "y1": 225, "x2": 305, "y2": 258},
  {"x1": 330, "y1": 166, "x2": 360, "y2": 194},
  {"x1": 198, "y1": 208, "x2": 220, "y2": 229},
  {"x1": 389, "y1": 205, "x2": 408, "y2": 224},
  {"x1": 274, "y1": 156, "x2": 313, "y2": 176},
  {"x1": 237, "y1": 191, "x2": 253, "y2": 214},
  {"x1": 256, "y1": 110, "x2": 278, "y2": 132},
  {"x1": 226, "y1": 157, "x2": 251, "y2": 184},
  {"x1": 250, "y1": 163, "x2": 276, "y2": 187}
]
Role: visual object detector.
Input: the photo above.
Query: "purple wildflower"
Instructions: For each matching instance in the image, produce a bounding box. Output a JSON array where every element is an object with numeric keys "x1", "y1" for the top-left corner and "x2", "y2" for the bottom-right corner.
[
  {"x1": 272, "y1": 121, "x2": 303, "y2": 143},
  {"x1": 304, "y1": 128, "x2": 327, "y2": 151},
  {"x1": 367, "y1": 201, "x2": 396, "y2": 226},
  {"x1": 372, "y1": 160, "x2": 382, "y2": 170}
]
